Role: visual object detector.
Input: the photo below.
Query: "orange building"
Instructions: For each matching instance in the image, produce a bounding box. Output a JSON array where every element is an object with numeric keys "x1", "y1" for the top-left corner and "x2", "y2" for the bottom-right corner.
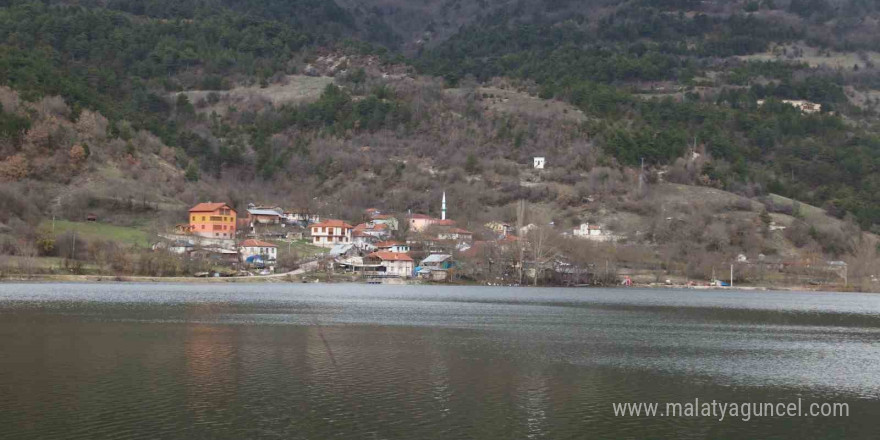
[{"x1": 189, "y1": 202, "x2": 237, "y2": 239}]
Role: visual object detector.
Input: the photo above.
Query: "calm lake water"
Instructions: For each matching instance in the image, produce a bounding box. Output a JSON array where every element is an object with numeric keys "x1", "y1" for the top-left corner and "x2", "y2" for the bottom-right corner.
[{"x1": 1, "y1": 283, "x2": 879, "y2": 439}]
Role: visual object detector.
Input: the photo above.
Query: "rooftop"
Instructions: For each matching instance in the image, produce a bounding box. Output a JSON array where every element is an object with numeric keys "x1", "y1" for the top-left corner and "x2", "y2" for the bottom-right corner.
[
  {"x1": 190, "y1": 202, "x2": 234, "y2": 213},
  {"x1": 247, "y1": 208, "x2": 282, "y2": 216},
  {"x1": 367, "y1": 251, "x2": 413, "y2": 262},
  {"x1": 376, "y1": 240, "x2": 404, "y2": 248},
  {"x1": 313, "y1": 219, "x2": 354, "y2": 229},
  {"x1": 421, "y1": 254, "x2": 452, "y2": 264}
]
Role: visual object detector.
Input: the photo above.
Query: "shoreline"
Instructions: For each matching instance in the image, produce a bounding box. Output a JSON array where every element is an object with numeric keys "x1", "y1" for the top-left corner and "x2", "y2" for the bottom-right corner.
[{"x1": 0, "y1": 273, "x2": 864, "y2": 292}]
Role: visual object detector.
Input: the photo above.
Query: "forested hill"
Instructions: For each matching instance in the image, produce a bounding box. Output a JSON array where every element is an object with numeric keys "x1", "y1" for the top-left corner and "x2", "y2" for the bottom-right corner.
[
  {"x1": 2, "y1": 0, "x2": 880, "y2": 236},
  {"x1": 414, "y1": 0, "x2": 880, "y2": 227}
]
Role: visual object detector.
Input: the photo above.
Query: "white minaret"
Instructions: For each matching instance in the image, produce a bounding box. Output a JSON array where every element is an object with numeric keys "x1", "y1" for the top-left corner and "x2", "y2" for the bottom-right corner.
[{"x1": 441, "y1": 192, "x2": 447, "y2": 220}]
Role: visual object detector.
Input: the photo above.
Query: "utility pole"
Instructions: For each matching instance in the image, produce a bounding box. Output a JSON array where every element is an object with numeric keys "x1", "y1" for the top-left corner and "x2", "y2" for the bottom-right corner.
[
  {"x1": 71, "y1": 230, "x2": 77, "y2": 260},
  {"x1": 516, "y1": 199, "x2": 525, "y2": 286},
  {"x1": 730, "y1": 264, "x2": 734, "y2": 288}
]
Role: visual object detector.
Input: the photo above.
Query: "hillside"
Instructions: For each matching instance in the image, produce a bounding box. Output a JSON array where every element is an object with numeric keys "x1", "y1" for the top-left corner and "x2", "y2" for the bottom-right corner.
[{"x1": 1, "y1": 0, "x2": 880, "y2": 287}]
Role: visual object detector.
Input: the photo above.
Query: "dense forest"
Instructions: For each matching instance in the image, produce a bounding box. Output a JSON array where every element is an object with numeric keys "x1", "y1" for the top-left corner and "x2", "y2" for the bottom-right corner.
[{"x1": 2, "y1": 0, "x2": 880, "y2": 232}]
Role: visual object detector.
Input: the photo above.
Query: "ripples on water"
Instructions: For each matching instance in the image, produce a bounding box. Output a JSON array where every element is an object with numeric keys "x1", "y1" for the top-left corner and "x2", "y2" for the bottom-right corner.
[{"x1": 1, "y1": 283, "x2": 879, "y2": 439}]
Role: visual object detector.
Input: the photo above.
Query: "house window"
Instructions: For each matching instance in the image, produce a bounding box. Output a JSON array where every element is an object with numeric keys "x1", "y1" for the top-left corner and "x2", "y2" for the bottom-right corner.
[{"x1": 215, "y1": 233, "x2": 219, "y2": 237}]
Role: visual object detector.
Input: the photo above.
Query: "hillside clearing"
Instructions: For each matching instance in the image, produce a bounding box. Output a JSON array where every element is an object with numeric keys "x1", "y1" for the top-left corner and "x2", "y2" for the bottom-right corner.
[
  {"x1": 446, "y1": 86, "x2": 588, "y2": 122},
  {"x1": 178, "y1": 75, "x2": 334, "y2": 115},
  {"x1": 43, "y1": 220, "x2": 153, "y2": 248}
]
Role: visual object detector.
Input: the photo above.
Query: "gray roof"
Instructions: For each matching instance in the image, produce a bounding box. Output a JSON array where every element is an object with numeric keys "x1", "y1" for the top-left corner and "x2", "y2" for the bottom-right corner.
[
  {"x1": 248, "y1": 208, "x2": 282, "y2": 216},
  {"x1": 329, "y1": 243, "x2": 355, "y2": 257},
  {"x1": 421, "y1": 254, "x2": 452, "y2": 264}
]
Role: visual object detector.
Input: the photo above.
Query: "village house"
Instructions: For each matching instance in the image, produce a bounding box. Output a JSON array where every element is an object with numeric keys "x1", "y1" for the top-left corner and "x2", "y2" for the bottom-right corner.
[
  {"x1": 408, "y1": 214, "x2": 438, "y2": 232},
  {"x1": 311, "y1": 219, "x2": 353, "y2": 248},
  {"x1": 365, "y1": 252, "x2": 414, "y2": 278},
  {"x1": 191, "y1": 247, "x2": 239, "y2": 264},
  {"x1": 485, "y1": 221, "x2": 514, "y2": 237},
  {"x1": 239, "y1": 239, "x2": 278, "y2": 263},
  {"x1": 353, "y1": 222, "x2": 391, "y2": 240},
  {"x1": 352, "y1": 230, "x2": 375, "y2": 248},
  {"x1": 573, "y1": 223, "x2": 602, "y2": 238},
  {"x1": 419, "y1": 254, "x2": 454, "y2": 270},
  {"x1": 436, "y1": 227, "x2": 473, "y2": 242},
  {"x1": 188, "y1": 202, "x2": 237, "y2": 239},
  {"x1": 376, "y1": 240, "x2": 410, "y2": 253},
  {"x1": 416, "y1": 254, "x2": 455, "y2": 281},
  {"x1": 328, "y1": 243, "x2": 358, "y2": 259},
  {"x1": 283, "y1": 211, "x2": 320, "y2": 224},
  {"x1": 572, "y1": 222, "x2": 619, "y2": 242},
  {"x1": 152, "y1": 239, "x2": 194, "y2": 255},
  {"x1": 409, "y1": 192, "x2": 454, "y2": 232},
  {"x1": 246, "y1": 205, "x2": 283, "y2": 225},
  {"x1": 372, "y1": 214, "x2": 399, "y2": 231}
]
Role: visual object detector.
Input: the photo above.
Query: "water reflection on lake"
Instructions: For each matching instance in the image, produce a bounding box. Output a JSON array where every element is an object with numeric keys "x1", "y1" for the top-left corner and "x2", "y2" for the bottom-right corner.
[{"x1": 1, "y1": 283, "x2": 879, "y2": 439}]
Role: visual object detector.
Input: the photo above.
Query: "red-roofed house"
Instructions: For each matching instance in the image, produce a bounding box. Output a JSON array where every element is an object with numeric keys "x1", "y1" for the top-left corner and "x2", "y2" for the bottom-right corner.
[
  {"x1": 353, "y1": 222, "x2": 391, "y2": 239},
  {"x1": 409, "y1": 214, "x2": 456, "y2": 232},
  {"x1": 239, "y1": 239, "x2": 277, "y2": 262},
  {"x1": 189, "y1": 202, "x2": 236, "y2": 239},
  {"x1": 311, "y1": 219, "x2": 353, "y2": 248},
  {"x1": 372, "y1": 214, "x2": 399, "y2": 231},
  {"x1": 408, "y1": 214, "x2": 435, "y2": 232},
  {"x1": 365, "y1": 252, "x2": 414, "y2": 277}
]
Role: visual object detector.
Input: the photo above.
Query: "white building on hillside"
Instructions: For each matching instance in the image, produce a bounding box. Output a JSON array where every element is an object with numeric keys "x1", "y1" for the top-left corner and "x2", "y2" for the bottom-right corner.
[
  {"x1": 239, "y1": 239, "x2": 278, "y2": 262},
  {"x1": 311, "y1": 219, "x2": 353, "y2": 248}
]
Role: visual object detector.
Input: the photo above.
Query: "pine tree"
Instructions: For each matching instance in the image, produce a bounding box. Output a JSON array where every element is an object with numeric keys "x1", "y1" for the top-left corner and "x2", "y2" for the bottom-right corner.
[{"x1": 185, "y1": 162, "x2": 200, "y2": 182}]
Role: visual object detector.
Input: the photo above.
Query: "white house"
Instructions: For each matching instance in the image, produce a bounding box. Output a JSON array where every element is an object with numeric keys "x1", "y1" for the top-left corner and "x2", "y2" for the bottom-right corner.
[
  {"x1": 437, "y1": 227, "x2": 473, "y2": 242},
  {"x1": 572, "y1": 223, "x2": 616, "y2": 242},
  {"x1": 534, "y1": 157, "x2": 545, "y2": 169},
  {"x1": 239, "y1": 239, "x2": 278, "y2": 262},
  {"x1": 573, "y1": 223, "x2": 602, "y2": 237},
  {"x1": 366, "y1": 252, "x2": 414, "y2": 278},
  {"x1": 376, "y1": 241, "x2": 410, "y2": 253},
  {"x1": 284, "y1": 211, "x2": 320, "y2": 224},
  {"x1": 311, "y1": 219, "x2": 354, "y2": 248}
]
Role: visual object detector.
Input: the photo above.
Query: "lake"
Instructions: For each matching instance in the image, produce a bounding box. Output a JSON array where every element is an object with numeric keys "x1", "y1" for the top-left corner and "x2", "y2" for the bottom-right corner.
[{"x1": 1, "y1": 283, "x2": 878, "y2": 439}]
